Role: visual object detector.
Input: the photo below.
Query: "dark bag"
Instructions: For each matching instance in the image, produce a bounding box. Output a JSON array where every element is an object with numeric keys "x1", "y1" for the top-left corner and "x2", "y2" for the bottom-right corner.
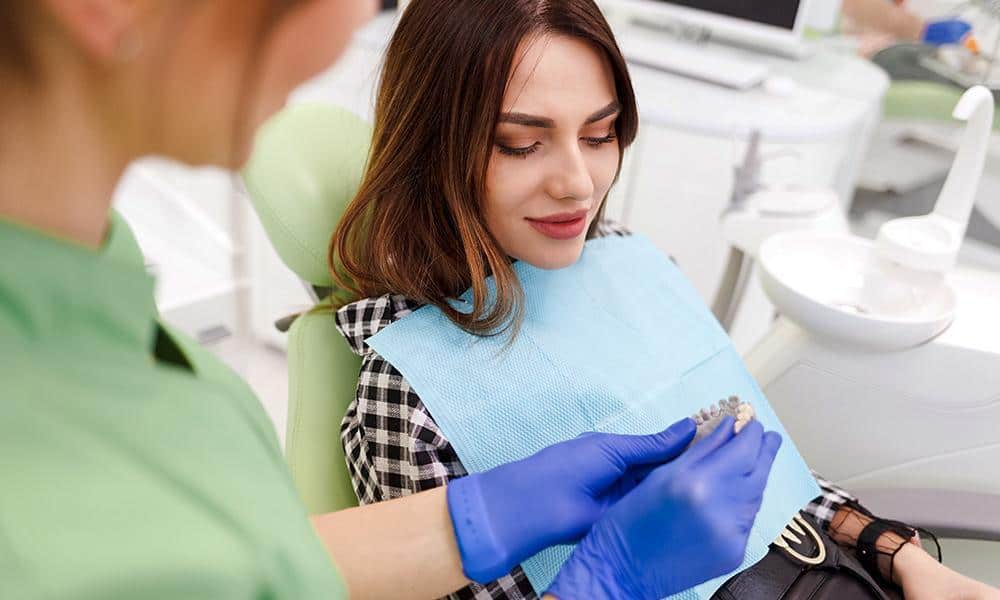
[{"x1": 711, "y1": 513, "x2": 901, "y2": 600}]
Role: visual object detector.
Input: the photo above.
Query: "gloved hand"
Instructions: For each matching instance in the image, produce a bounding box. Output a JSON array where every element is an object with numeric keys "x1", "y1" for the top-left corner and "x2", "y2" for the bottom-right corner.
[
  {"x1": 548, "y1": 418, "x2": 782, "y2": 600},
  {"x1": 922, "y1": 18, "x2": 974, "y2": 47},
  {"x1": 447, "y1": 418, "x2": 698, "y2": 583}
]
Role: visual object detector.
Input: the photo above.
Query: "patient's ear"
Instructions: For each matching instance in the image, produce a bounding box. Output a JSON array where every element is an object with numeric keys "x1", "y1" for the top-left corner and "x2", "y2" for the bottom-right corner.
[{"x1": 40, "y1": 0, "x2": 140, "y2": 63}]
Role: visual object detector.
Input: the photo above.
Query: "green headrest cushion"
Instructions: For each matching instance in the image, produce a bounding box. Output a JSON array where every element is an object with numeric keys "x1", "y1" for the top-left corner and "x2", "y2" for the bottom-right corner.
[
  {"x1": 243, "y1": 103, "x2": 373, "y2": 287},
  {"x1": 885, "y1": 81, "x2": 1000, "y2": 130}
]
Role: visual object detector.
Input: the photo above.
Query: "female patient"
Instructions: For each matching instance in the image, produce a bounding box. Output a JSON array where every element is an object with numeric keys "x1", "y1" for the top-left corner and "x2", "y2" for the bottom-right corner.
[{"x1": 330, "y1": 1, "x2": 995, "y2": 598}]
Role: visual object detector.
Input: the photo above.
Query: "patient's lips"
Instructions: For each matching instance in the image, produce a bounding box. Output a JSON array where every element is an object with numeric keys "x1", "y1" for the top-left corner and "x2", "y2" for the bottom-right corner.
[{"x1": 526, "y1": 209, "x2": 589, "y2": 240}]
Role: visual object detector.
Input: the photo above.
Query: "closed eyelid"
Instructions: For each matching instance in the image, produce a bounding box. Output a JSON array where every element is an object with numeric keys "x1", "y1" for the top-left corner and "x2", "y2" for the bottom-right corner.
[
  {"x1": 583, "y1": 119, "x2": 617, "y2": 132},
  {"x1": 495, "y1": 133, "x2": 544, "y2": 147},
  {"x1": 581, "y1": 126, "x2": 617, "y2": 140}
]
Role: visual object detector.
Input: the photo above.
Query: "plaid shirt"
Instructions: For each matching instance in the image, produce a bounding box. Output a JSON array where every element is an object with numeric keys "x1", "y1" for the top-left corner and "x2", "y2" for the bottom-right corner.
[{"x1": 336, "y1": 222, "x2": 858, "y2": 600}]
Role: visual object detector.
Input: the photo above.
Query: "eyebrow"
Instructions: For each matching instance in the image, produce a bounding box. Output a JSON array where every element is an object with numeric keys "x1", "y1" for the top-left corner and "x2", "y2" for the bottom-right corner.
[{"x1": 498, "y1": 100, "x2": 621, "y2": 129}]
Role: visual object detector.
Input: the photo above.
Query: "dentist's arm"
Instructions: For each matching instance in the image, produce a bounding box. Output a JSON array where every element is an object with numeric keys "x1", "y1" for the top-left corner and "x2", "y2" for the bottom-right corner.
[
  {"x1": 311, "y1": 487, "x2": 467, "y2": 600},
  {"x1": 311, "y1": 419, "x2": 698, "y2": 599}
]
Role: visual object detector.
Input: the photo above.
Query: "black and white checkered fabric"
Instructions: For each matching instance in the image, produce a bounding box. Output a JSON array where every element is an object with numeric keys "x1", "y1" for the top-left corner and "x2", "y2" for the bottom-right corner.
[{"x1": 336, "y1": 221, "x2": 858, "y2": 600}]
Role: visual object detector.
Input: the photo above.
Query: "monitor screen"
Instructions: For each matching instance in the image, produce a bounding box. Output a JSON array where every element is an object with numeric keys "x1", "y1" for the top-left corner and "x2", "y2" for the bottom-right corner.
[{"x1": 650, "y1": 0, "x2": 802, "y2": 30}]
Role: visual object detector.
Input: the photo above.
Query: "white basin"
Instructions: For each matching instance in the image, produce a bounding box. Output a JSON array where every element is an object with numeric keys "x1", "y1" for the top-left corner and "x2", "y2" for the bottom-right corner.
[{"x1": 758, "y1": 231, "x2": 957, "y2": 351}]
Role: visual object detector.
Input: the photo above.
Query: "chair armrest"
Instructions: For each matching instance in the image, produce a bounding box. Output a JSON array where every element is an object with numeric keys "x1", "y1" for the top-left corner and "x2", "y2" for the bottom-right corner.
[{"x1": 854, "y1": 488, "x2": 1000, "y2": 542}]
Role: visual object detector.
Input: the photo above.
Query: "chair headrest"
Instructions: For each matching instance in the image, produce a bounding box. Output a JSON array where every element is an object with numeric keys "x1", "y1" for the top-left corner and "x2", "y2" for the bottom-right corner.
[{"x1": 243, "y1": 103, "x2": 372, "y2": 287}]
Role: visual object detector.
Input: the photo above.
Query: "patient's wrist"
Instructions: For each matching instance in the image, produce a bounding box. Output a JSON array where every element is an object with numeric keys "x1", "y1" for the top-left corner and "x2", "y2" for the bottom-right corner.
[
  {"x1": 827, "y1": 505, "x2": 872, "y2": 546},
  {"x1": 828, "y1": 506, "x2": 919, "y2": 582}
]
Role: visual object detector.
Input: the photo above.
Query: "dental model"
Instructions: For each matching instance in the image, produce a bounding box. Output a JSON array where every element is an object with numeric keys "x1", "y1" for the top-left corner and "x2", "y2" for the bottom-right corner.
[
  {"x1": 691, "y1": 398, "x2": 822, "y2": 557},
  {"x1": 691, "y1": 396, "x2": 755, "y2": 443}
]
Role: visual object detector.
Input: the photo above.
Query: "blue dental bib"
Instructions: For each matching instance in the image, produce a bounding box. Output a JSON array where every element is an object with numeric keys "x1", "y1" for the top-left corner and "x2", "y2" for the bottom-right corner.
[{"x1": 368, "y1": 234, "x2": 820, "y2": 599}]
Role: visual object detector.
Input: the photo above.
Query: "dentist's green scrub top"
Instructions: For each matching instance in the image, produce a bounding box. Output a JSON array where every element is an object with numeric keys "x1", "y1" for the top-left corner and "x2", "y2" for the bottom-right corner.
[{"x1": 0, "y1": 217, "x2": 347, "y2": 599}]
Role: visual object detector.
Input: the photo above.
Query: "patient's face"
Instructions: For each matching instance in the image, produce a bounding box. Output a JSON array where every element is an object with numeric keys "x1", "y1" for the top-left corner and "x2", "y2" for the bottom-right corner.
[{"x1": 484, "y1": 34, "x2": 621, "y2": 270}]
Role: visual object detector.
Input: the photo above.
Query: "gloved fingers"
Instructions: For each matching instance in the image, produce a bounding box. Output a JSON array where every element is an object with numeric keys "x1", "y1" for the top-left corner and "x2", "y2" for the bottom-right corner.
[
  {"x1": 600, "y1": 462, "x2": 660, "y2": 507},
  {"x1": 681, "y1": 415, "x2": 737, "y2": 465},
  {"x1": 620, "y1": 462, "x2": 658, "y2": 488},
  {"x1": 710, "y1": 420, "x2": 766, "y2": 476},
  {"x1": 744, "y1": 431, "x2": 782, "y2": 496},
  {"x1": 627, "y1": 461, "x2": 661, "y2": 482},
  {"x1": 596, "y1": 417, "x2": 697, "y2": 471},
  {"x1": 923, "y1": 18, "x2": 973, "y2": 46}
]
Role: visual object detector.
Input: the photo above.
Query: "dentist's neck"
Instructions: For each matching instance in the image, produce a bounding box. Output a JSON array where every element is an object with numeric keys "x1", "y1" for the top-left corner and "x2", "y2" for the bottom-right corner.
[{"x1": 0, "y1": 75, "x2": 131, "y2": 249}]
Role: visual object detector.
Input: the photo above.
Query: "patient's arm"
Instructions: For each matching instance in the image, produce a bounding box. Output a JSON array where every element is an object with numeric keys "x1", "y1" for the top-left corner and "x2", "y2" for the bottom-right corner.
[
  {"x1": 894, "y1": 543, "x2": 1000, "y2": 599},
  {"x1": 805, "y1": 471, "x2": 999, "y2": 594},
  {"x1": 828, "y1": 505, "x2": 1000, "y2": 597},
  {"x1": 803, "y1": 473, "x2": 928, "y2": 585}
]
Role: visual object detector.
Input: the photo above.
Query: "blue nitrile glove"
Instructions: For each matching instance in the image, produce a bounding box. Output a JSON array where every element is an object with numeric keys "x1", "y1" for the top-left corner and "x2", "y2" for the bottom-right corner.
[
  {"x1": 447, "y1": 418, "x2": 698, "y2": 584},
  {"x1": 548, "y1": 418, "x2": 783, "y2": 600},
  {"x1": 923, "y1": 18, "x2": 973, "y2": 46}
]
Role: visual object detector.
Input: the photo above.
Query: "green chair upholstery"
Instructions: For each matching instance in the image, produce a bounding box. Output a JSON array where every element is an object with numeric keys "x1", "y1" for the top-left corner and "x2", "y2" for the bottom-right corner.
[
  {"x1": 885, "y1": 80, "x2": 1000, "y2": 129},
  {"x1": 871, "y1": 44, "x2": 1000, "y2": 128},
  {"x1": 242, "y1": 104, "x2": 373, "y2": 514}
]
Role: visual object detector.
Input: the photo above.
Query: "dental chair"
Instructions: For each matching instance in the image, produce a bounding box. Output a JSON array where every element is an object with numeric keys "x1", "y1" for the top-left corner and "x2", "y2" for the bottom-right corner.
[{"x1": 242, "y1": 103, "x2": 372, "y2": 514}]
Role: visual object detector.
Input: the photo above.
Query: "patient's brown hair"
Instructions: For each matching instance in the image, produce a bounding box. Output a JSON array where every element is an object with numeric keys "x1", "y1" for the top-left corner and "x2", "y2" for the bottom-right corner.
[{"x1": 331, "y1": 0, "x2": 638, "y2": 335}]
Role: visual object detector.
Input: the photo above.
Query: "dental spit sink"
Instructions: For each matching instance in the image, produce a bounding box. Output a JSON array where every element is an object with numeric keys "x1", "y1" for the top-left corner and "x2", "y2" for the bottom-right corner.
[{"x1": 759, "y1": 231, "x2": 957, "y2": 351}]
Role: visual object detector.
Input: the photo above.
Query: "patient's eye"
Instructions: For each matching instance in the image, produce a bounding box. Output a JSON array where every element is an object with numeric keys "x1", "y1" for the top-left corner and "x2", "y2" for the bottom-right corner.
[
  {"x1": 496, "y1": 141, "x2": 541, "y2": 158},
  {"x1": 582, "y1": 133, "x2": 617, "y2": 148}
]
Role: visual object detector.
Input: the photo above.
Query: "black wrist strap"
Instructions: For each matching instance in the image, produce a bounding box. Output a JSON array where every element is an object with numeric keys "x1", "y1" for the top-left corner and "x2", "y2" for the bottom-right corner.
[
  {"x1": 857, "y1": 518, "x2": 916, "y2": 582},
  {"x1": 843, "y1": 498, "x2": 875, "y2": 519}
]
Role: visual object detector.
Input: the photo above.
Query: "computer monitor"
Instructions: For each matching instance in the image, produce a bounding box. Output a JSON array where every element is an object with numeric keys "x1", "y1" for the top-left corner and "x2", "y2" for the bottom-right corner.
[{"x1": 621, "y1": 0, "x2": 817, "y2": 58}]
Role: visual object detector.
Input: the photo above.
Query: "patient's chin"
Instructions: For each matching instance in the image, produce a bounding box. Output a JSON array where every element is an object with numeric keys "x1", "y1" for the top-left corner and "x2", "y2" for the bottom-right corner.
[{"x1": 524, "y1": 243, "x2": 586, "y2": 271}]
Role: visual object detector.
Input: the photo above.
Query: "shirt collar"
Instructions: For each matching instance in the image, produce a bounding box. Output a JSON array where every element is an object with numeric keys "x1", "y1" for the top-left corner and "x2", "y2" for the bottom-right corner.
[
  {"x1": 0, "y1": 216, "x2": 157, "y2": 357},
  {"x1": 334, "y1": 294, "x2": 419, "y2": 356}
]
